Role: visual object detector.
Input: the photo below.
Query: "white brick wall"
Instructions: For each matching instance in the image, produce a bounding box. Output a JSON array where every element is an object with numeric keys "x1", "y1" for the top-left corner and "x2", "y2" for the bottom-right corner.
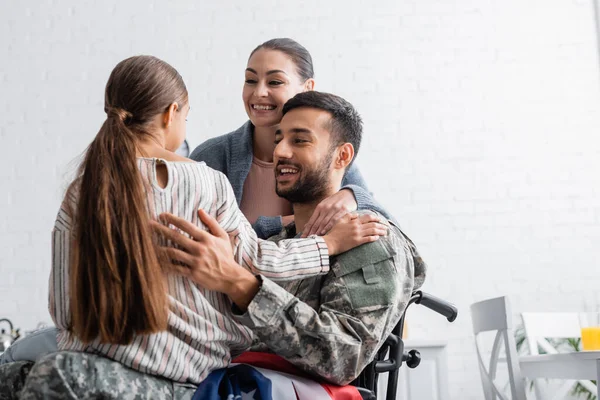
[{"x1": 1, "y1": 1, "x2": 600, "y2": 398}]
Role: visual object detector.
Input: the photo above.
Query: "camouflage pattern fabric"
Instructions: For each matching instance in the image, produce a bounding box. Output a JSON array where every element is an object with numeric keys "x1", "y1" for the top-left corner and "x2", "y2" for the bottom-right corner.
[
  {"x1": 0, "y1": 360, "x2": 34, "y2": 400},
  {"x1": 236, "y1": 211, "x2": 427, "y2": 386},
  {"x1": 18, "y1": 351, "x2": 196, "y2": 400}
]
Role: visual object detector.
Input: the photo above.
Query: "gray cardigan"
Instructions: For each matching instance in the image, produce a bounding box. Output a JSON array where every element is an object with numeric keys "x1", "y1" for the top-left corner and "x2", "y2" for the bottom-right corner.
[{"x1": 190, "y1": 121, "x2": 390, "y2": 239}]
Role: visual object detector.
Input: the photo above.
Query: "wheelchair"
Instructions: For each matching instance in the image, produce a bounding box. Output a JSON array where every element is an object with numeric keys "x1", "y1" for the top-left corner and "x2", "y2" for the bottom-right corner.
[{"x1": 352, "y1": 291, "x2": 458, "y2": 400}]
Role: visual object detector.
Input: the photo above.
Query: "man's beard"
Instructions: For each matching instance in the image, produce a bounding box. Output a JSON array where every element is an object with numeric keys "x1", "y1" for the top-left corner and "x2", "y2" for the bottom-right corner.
[{"x1": 276, "y1": 152, "x2": 333, "y2": 204}]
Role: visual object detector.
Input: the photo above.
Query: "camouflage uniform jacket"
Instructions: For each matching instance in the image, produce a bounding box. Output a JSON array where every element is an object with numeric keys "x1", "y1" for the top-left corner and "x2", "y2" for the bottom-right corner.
[{"x1": 232, "y1": 212, "x2": 427, "y2": 385}]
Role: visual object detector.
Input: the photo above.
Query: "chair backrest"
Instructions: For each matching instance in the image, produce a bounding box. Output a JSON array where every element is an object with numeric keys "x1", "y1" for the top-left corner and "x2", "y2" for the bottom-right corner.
[
  {"x1": 470, "y1": 297, "x2": 527, "y2": 400},
  {"x1": 521, "y1": 312, "x2": 581, "y2": 355},
  {"x1": 521, "y1": 312, "x2": 596, "y2": 399}
]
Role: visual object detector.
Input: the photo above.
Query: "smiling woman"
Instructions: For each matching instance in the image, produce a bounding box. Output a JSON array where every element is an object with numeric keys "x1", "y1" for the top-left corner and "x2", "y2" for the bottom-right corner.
[
  {"x1": 242, "y1": 45, "x2": 313, "y2": 130},
  {"x1": 190, "y1": 38, "x2": 391, "y2": 239}
]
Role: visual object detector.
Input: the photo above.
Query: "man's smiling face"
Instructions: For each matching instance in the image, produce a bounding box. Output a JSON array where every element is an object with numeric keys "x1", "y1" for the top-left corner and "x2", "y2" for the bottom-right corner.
[{"x1": 273, "y1": 107, "x2": 335, "y2": 204}]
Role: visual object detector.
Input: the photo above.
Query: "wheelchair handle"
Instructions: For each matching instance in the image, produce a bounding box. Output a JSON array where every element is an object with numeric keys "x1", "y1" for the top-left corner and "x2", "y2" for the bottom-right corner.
[{"x1": 415, "y1": 291, "x2": 458, "y2": 322}]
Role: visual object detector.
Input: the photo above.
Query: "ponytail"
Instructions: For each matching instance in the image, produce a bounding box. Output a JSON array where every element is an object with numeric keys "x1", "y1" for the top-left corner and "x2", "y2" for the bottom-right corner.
[{"x1": 69, "y1": 107, "x2": 168, "y2": 345}]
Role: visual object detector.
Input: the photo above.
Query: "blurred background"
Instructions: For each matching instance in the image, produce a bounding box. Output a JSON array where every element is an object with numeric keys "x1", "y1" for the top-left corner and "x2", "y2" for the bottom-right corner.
[{"x1": 1, "y1": 0, "x2": 599, "y2": 398}]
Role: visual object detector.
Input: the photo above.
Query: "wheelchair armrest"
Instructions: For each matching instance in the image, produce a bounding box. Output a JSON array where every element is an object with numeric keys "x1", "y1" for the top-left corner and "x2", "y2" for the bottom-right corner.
[{"x1": 414, "y1": 291, "x2": 458, "y2": 322}]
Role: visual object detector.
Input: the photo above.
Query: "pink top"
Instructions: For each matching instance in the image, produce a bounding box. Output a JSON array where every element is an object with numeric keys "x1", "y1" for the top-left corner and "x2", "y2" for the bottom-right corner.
[{"x1": 239, "y1": 157, "x2": 293, "y2": 224}]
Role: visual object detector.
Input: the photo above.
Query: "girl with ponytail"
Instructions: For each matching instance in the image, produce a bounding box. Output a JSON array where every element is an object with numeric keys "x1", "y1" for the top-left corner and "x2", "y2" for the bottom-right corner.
[{"x1": 68, "y1": 56, "x2": 187, "y2": 344}]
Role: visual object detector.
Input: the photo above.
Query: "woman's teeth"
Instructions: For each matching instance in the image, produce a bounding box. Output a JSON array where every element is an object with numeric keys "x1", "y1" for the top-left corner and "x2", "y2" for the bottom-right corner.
[{"x1": 253, "y1": 105, "x2": 275, "y2": 110}]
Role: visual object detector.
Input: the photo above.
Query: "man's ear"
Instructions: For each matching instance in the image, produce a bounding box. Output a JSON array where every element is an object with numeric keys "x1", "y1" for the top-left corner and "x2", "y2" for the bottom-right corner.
[
  {"x1": 335, "y1": 143, "x2": 355, "y2": 170},
  {"x1": 163, "y1": 102, "x2": 179, "y2": 127}
]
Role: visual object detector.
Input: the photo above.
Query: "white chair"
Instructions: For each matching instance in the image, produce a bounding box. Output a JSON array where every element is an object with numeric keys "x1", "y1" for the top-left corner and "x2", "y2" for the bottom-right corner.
[
  {"x1": 521, "y1": 312, "x2": 597, "y2": 400},
  {"x1": 471, "y1": 296, "x2": 528, "y2": 400}
]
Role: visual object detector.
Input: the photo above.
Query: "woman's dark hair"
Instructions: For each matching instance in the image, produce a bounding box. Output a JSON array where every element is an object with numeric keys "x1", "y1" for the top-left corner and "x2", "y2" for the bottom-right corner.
[
  {"x1": 69, "y1": 55, "x2": 187, "y2": 344},
  {"x1": 250, "y1": 38, "x2": 314, "y2": 82}
]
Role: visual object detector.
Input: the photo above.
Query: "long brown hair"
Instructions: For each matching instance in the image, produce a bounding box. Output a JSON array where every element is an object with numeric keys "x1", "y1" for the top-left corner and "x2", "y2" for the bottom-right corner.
[{"x1": 69, "y1": 55, "x2": 187, "y2": 344}]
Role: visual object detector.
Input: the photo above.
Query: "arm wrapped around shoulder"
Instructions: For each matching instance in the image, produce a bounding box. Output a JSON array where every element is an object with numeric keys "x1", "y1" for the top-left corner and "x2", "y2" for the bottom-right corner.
[{"x1": 233, "y1": 217, "x2": 425, "y2": 385}]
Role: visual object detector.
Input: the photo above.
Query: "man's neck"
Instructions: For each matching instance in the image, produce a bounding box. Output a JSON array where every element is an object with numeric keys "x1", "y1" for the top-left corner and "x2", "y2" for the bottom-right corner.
[
  {"x1": 293, "y1": 186, "x2": 339, "y2": 234},
  {"x1": 293, "y1": 201, "x2": 321, "y2": 235}
]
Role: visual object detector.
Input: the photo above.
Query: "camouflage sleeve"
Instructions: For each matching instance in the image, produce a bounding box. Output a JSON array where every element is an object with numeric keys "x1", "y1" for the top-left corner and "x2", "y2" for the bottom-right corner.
[{"x1": 233, "y1": 229, "x2": 417, "y2": 386}]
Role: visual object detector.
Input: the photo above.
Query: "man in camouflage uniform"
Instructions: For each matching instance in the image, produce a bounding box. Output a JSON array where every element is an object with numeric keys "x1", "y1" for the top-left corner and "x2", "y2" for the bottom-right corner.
[
  {"x1": 3, "y1": 91, "x2": 425, "y2": 397},
  {"x1": 226, "y1": 91, "x2": 426, "y2": 385}
]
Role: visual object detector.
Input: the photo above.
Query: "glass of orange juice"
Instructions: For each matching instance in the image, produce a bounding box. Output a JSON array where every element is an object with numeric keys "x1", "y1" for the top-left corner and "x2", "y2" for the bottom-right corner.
[{"x1": 580, "y1": 312, "x2": 600, "y2": 351}]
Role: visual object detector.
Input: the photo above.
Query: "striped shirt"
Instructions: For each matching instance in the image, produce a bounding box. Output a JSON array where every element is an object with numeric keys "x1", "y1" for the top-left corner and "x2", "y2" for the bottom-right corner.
[{"x1": 49, "y1": 158, "x2": 330, "y2": 384}]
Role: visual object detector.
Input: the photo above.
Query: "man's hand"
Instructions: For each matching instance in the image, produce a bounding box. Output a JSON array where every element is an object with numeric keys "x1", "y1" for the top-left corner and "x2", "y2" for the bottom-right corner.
[
  {"x1": 302, "y1": 189, "x2": 357, "y2": 237},
  {"x1": 151, "y1": 209, "x2": 260, "y2": 310},
  {"x1": 322, "y1": 213, "x2": 388, "y2": 256}
]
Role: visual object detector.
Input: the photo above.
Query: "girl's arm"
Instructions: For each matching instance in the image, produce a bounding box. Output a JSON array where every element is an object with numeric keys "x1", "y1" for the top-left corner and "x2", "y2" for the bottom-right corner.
[{"x1": 49, "y1": 192, "x2": 76, "y2": 330}]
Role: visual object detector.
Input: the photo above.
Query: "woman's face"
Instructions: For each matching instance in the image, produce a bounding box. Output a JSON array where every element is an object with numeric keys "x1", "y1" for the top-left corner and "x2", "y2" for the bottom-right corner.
[{"x1": 242, "y1": 49, "x2": 312, "y2": 128}]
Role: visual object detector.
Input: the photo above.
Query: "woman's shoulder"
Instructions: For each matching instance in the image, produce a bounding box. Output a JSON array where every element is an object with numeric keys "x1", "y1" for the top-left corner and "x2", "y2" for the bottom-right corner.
[
  {"x1": 190, "y1": 121, "x2": 252, "y2": 160},
  {"x1": 193, "y1": 132, "x2": 231, "y2": 153}
]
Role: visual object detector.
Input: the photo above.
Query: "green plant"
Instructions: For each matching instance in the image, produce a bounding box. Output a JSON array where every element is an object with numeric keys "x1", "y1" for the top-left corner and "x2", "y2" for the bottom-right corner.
[{"x1": 514, "y1": 324, "x2": 597, "y2": 400}]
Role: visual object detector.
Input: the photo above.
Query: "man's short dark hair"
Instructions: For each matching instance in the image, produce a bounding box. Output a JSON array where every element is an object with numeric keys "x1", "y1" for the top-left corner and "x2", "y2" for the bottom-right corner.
[{"x1": 282, "y1": 91, "x2": 362, "y2": 166}]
